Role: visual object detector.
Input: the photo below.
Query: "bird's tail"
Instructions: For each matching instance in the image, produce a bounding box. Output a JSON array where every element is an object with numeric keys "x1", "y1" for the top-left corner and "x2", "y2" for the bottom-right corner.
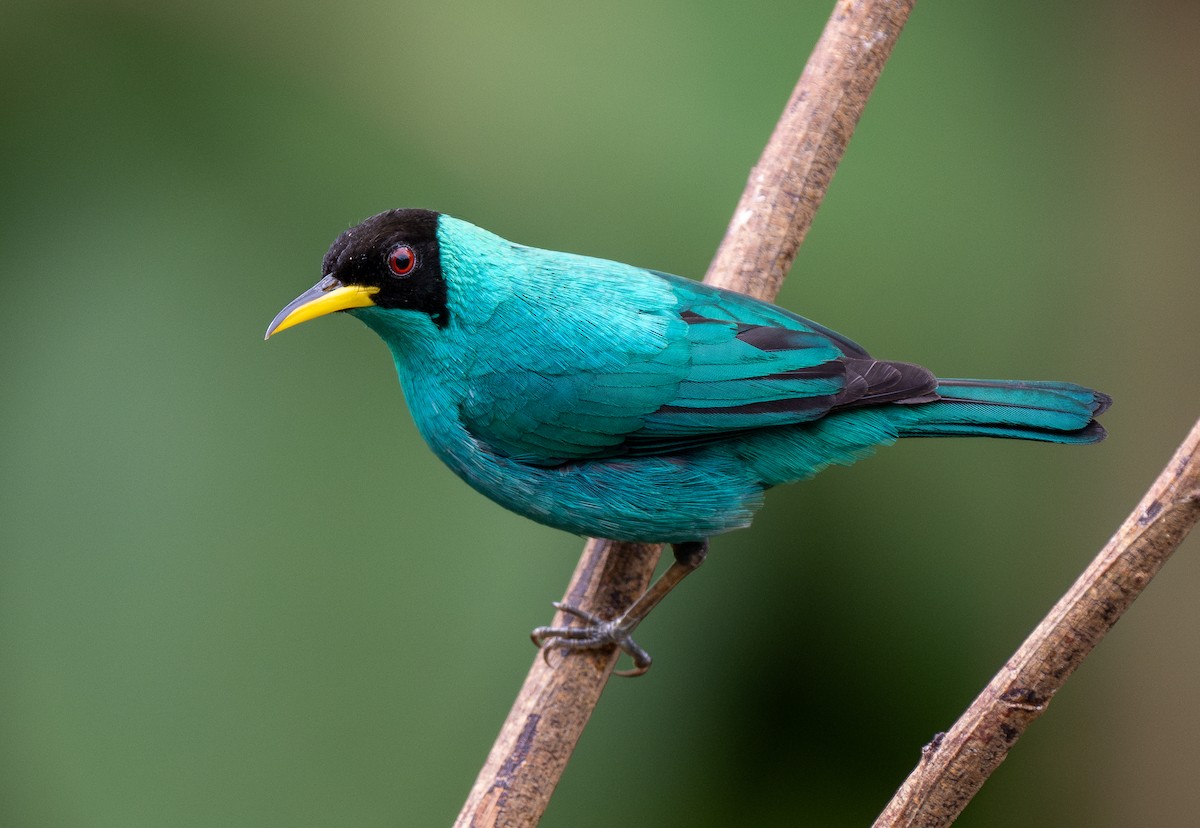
[
  {"x1": 734, "y1": 378, "x2": 1109, "y2": 488},
  {"x1": 889, "y1": 379, "x2": 1110, "y2": 444}
]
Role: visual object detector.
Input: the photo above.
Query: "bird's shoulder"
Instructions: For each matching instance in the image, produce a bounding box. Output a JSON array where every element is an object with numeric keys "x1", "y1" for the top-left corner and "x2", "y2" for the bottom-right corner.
[{"x1": 448, "y1": 249, "x2": 690, "y2": 464}]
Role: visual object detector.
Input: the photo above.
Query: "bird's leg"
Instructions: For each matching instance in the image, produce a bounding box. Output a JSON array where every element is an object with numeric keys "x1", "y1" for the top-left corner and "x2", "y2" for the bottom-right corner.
[{"x1": 530, "y1": 540, "x2": 708, "y2": 677}]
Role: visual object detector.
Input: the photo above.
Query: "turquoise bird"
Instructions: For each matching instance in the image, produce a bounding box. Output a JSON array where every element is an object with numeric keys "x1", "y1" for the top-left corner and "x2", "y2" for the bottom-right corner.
[{"x1": 267, "y1": 209, "x2": 1109, "y2": 674}]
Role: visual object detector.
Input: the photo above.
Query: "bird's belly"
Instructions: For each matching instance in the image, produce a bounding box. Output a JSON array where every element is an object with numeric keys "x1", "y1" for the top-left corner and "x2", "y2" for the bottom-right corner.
[
  {"x1": 396, "y1": 368, "x2": 771, "y2": 542},
  {"x1": 434, "y1": 437, "x2": 765, "y2": 543}
]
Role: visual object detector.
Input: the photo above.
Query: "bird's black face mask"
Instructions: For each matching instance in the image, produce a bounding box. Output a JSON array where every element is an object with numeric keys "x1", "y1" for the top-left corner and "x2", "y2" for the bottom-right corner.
[{"x1": 265, "y1": 209, "x2": 448, "y2": 339}]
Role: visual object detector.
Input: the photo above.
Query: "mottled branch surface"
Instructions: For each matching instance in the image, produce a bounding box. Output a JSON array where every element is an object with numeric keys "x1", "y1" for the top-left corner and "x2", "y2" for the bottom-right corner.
[
  {"x1": 454, "y1": 2, "x2": 917, "y2": 826},
  {"x1": 874, "y1": 415, "x2": 1200, "y2": 828}
]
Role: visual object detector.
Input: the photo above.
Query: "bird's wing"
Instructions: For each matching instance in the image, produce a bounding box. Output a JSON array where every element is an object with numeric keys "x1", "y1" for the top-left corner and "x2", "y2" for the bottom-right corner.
[
  {"x1": 629, "y1": 273, "x2": 937, "y2": 452},
  {"x1": 460, "y1": 269, "x2": 935, "y2": 465},
  {"x1": 648, "y1": 270, "x2": 871, "y2": 359}
]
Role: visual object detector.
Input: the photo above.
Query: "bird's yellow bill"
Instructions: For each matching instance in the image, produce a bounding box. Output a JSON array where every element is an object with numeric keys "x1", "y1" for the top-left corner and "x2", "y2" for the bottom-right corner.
[{"x1": 265, "y1": 276, "x2": 379, "y2": 339}]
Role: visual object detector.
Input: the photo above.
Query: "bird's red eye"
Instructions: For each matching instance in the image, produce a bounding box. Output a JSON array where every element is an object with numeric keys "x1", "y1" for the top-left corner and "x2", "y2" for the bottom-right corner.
[{"x1": 387, "y1": 244, "x2": 416, "y2": 276}]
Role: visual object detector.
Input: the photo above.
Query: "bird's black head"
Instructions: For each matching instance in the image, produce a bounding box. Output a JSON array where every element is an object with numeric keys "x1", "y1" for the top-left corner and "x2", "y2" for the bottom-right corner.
[
  {"x1": 265, "y1": 208, "x2": 449, "y2": 339},
  {"x1": 322, "y1": 208, "x2": 448, "y2": 326}
]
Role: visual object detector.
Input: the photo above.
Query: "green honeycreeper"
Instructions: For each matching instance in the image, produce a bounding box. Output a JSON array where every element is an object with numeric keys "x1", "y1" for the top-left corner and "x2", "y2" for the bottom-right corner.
[{"x1": 267, "y1": 209, "x2": 1109, "y2": 675}]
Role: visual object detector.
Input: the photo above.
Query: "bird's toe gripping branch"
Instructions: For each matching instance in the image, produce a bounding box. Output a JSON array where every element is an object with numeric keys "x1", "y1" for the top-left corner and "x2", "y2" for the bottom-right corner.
[
  {"x1": 529, "y1": 540, "x2": 709, "y2": 678},
  {"x1": 532, "y1": 602, "x2": 654, "y2": 677}
]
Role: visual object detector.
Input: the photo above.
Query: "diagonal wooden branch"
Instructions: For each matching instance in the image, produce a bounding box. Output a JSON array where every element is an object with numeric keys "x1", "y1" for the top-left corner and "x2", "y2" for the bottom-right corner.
[
  {"x1": 454, "y1": 1, "x2": 917, "y2": 826},
  {"x1": 874, "y1": 414, "x2": 1200, "y2": 827}
]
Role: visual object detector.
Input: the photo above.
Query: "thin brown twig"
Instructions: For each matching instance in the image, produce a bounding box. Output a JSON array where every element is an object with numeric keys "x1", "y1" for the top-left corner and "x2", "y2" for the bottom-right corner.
[
  {"x1": 454, "y1": 1, "x2": 917, "y2": 826},
  {"x1": 874, "y1": 415, "x2": 1200, "y2": 827}
]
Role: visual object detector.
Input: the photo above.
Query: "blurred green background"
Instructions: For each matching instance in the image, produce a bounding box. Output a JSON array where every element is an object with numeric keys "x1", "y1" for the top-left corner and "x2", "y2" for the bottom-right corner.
[{"x1": 2, "y1": 1, "x2": 1197, "y2": 825}]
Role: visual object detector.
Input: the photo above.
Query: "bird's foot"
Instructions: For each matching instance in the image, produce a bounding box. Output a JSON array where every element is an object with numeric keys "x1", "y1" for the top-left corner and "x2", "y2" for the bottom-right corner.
[
  {"x1": 531, "y1": 602, "x2": 653, "y2": 677},
  {"x1": 529, "y1": 541, "x2": 709, "y2": 678}
]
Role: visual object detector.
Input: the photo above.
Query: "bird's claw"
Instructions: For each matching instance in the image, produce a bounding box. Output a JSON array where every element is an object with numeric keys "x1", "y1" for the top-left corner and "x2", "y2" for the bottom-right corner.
[{"x1": 531, "y1": 601, "x2": 653, "y2": 677}]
